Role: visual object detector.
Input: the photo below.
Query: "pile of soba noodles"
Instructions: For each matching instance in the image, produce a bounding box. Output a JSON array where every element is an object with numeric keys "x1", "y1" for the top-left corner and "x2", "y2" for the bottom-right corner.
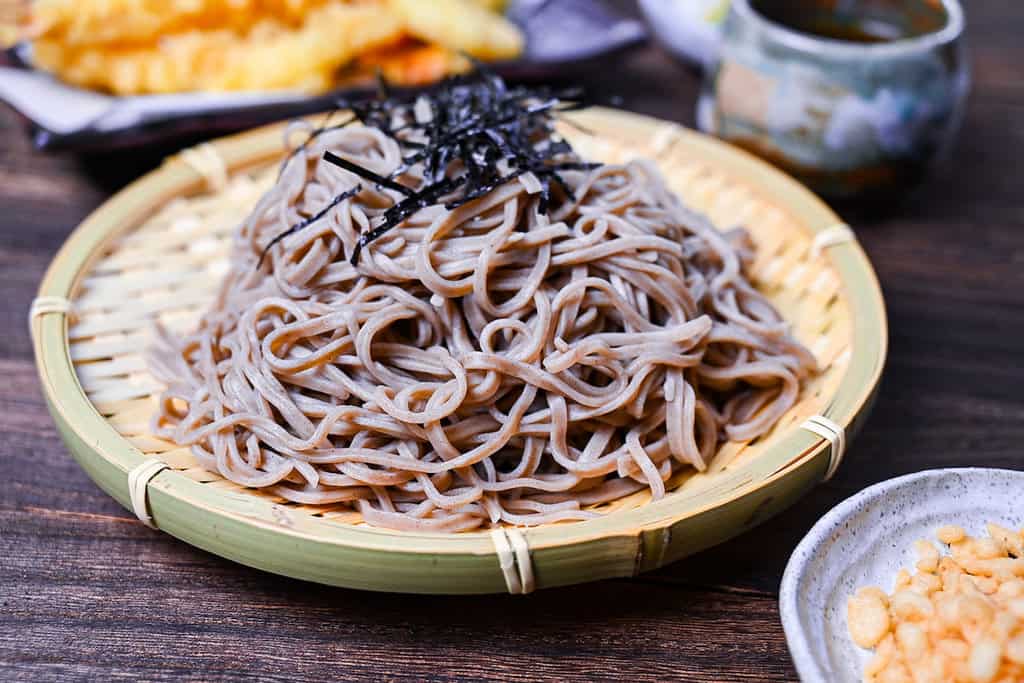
[{"x1": 150, "y1": 73, "x2": 816, "y2": 532}]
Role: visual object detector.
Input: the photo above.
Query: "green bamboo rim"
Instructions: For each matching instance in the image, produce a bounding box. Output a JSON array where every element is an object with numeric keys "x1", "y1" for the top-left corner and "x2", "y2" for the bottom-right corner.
[{"x1": 31, "y1": 108, "x2": 887, "y2": 593}]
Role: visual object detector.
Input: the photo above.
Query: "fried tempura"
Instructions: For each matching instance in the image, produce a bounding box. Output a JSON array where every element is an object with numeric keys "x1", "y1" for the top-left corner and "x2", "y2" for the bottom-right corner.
[{"x1": 27, "y1": 0, "x2": 521, "y2": 94}]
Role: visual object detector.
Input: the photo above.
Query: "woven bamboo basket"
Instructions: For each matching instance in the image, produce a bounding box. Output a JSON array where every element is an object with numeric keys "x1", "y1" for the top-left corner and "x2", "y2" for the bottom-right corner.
[{"x1": 31, "y1": 108, "x2": 886, "y2": 594}]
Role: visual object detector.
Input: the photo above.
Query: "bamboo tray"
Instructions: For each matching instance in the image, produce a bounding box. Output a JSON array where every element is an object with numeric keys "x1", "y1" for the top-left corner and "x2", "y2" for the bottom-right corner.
[{"x1": 31, "y1": 108, "x2": 887, "y2": 594}]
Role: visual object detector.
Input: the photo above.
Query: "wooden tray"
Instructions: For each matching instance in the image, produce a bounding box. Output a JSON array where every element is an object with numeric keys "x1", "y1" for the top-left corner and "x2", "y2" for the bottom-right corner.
[{"x1": 31, "y1": 108, "x2": 887, "y2": 593}]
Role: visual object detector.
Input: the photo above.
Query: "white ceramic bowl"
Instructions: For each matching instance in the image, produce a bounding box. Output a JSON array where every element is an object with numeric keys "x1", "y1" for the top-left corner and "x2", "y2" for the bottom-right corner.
[
  {"x1": 637, "y1": 0, "x2": 728, "y2": 69},
  {"x1": 780, "y1": 468, "x2": 1024, "y2": 682}
]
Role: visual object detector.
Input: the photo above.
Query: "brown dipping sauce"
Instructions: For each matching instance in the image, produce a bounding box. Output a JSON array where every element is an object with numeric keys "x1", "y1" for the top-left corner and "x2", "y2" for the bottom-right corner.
[{"x1": 750, "y1": 0, "x2": 947, "y2": 44}]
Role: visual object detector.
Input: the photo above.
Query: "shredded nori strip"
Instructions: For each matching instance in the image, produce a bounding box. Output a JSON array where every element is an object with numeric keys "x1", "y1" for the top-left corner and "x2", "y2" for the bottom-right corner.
[
  {"x1": 264, "y1": 66, "x2": 599, "y2": 267},
  {"x1": 257, "y1": 185, "x2": 362, "y2": 268},
  {"x1": 349, "y1": 175, "x2": 464, "y2": 264},
  {"x1": 323, "y1": 151, "x2": 413, "y2": 196}
]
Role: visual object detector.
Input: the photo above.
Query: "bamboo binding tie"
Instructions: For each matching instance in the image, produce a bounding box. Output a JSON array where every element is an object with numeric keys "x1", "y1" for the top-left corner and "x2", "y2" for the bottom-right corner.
[
  {"x1": 180, "y1": 143, "x2": 228, "y2": 191},
  {"x1": 491, "y1": 527, "x2": 535, "y2": 594},
  {"x1": 811, "y1": 223, "x2": 856, "y2": 257},
  {"x1": 800, "y1": 415, "x2": 847, "y2": 481},
  {"x1": 128, "y1": 458, "x2": 170, "y2": 529},
  {"x1": 29, "y1": 296, "x2": 72, "y2": 341},
  {"x1": 30, "y1": 295, "x2": 72, "y2": 319}
]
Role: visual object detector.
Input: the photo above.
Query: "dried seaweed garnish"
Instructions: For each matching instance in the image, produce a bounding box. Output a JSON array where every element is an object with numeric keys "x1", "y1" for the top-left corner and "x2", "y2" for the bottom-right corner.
[
  {"x1": 341, "y1": 67, "x2": 598, "y2": 264},
  {"x1": 263, "y1": 66, "x2": 599, "y2": 268},
  {"x1": 323, "y1": 151, "x2": 412, "y2": 196},
  {"x1": 349, "y1": 175, "x2": 463, "y2": 264},
  {"x1": 258, "y1": 185, "x2": 362, "y2": 268}
]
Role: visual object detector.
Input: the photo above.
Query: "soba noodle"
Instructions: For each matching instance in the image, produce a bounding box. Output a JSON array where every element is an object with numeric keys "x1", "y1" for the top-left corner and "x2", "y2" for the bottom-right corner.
[{"x1": 150, "y1": 112, "x2": 816, "y2": 532}]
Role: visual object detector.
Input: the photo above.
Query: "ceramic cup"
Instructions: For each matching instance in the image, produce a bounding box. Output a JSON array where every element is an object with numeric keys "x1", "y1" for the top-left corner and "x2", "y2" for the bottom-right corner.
[{"x1": 698, "y1": 0, "x2": 969, "y2": 200}]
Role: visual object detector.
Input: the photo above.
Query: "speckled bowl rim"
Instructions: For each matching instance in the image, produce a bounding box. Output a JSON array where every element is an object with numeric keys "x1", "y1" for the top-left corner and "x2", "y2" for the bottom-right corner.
[{"x1": 779, "y1": 467, "x2": 1024, "y2": 682}]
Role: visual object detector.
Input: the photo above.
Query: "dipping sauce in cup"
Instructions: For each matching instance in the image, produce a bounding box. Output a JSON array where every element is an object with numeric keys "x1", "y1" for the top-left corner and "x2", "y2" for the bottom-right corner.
[{"x1": 699, "y1": 0, "x2": 969, "y2": 201}]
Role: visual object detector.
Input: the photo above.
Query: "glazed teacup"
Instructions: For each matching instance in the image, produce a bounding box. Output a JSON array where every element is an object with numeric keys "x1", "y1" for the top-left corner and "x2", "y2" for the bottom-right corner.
[{"x1": 698, "y1": 0, "x2": 969, "y2": 200}]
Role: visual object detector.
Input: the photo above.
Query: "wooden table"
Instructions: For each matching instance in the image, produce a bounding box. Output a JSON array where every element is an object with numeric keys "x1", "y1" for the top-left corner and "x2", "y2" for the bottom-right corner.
[{"x1": 2, "y1": 3, "x2": 1022, "y2": 680}]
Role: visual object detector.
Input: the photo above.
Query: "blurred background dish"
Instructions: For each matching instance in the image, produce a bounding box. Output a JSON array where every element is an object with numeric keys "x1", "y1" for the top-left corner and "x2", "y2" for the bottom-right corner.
[
  {"x1": 0, "y1": 0, "x2": 647, "y2": 150},
  {"x1": 24, "y1": 0, "x2": 524, "y2": 95},
  {"x1": 637, "y1": 0, "x2": 729, "y2": 69},
  {"x1": 698, "y1": 0, "x2": 970, "y2": 201}
]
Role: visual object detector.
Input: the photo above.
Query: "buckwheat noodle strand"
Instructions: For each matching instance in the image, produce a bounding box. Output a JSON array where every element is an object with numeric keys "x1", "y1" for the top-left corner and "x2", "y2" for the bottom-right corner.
[{"x1": 150, "y1": 120, "x2": 816, "y2": 533}]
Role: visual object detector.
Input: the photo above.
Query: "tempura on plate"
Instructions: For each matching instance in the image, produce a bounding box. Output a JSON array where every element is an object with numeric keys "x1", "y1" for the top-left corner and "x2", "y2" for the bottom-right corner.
[{"x1": 19, "y1": 0, "x2": 524, "y2": 94}]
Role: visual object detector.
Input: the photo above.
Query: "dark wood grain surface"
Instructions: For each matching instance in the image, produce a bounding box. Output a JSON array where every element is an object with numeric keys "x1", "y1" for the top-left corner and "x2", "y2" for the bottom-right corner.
[{"x1": 2, "y1": 2, "x2": 1023, "y2": 681}]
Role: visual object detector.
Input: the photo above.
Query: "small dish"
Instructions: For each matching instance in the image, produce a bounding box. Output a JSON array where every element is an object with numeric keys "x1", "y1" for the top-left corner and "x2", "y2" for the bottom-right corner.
[{"x1": 780, "y1": 468, "x2": 1024, "y2": 683}]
